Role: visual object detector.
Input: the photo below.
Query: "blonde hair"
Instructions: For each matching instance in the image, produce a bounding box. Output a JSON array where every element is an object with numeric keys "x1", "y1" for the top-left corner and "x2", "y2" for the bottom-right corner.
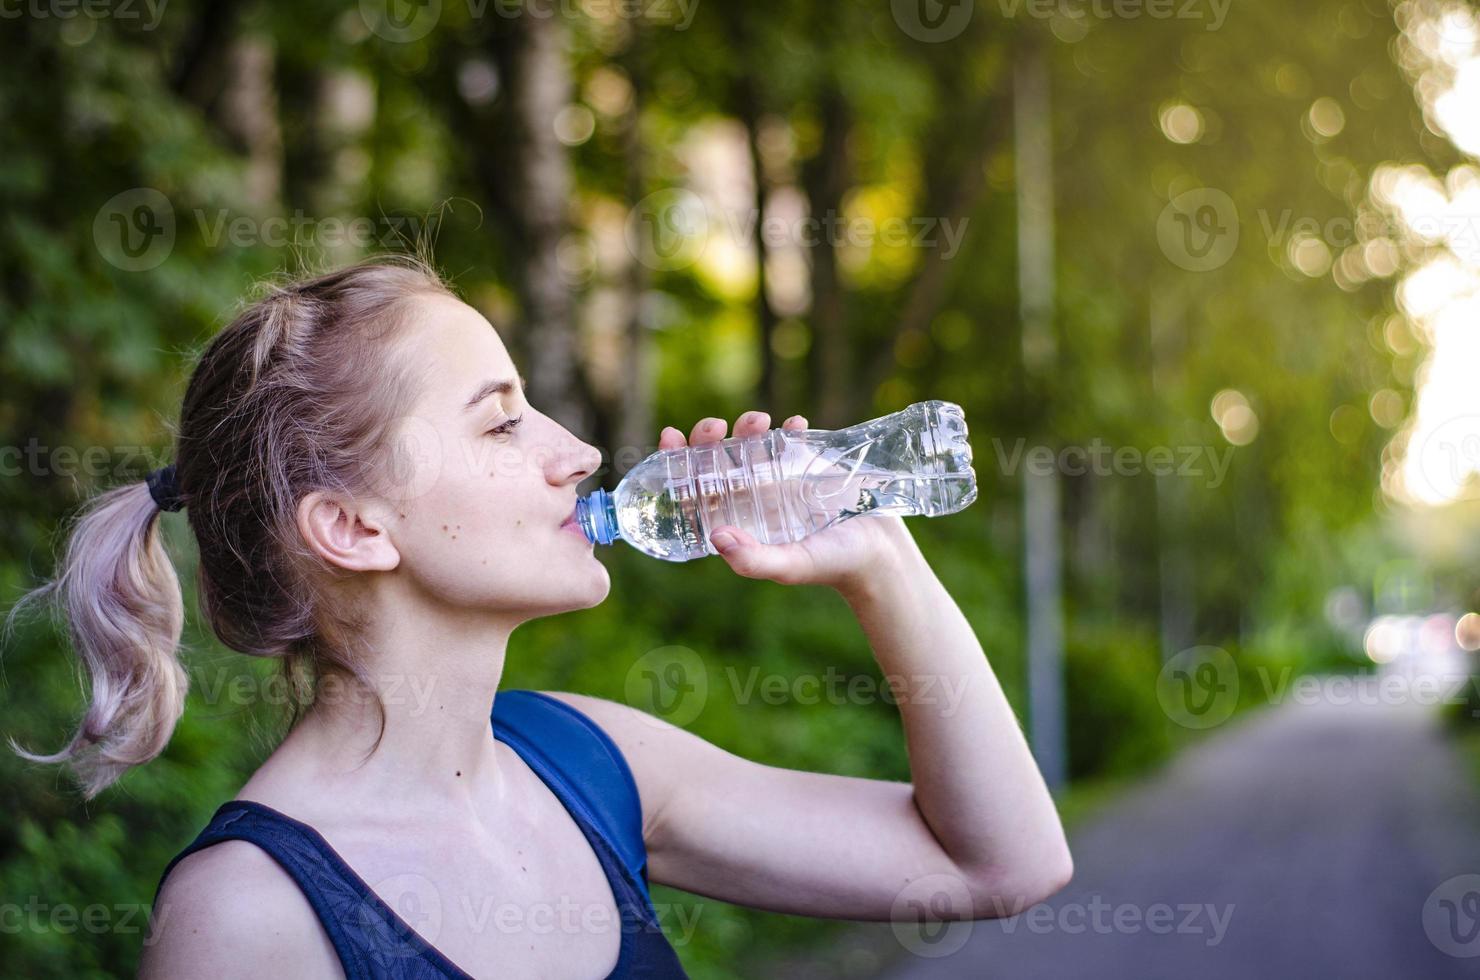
[{"x1": 8, "y1": 255, "x2": 454, "y2": 798}]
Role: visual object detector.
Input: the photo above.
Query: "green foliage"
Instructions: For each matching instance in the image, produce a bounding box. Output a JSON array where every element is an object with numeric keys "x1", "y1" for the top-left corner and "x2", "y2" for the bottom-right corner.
[
  {"x1": 0, "y1": 0, "x2": 1438, "y2": 976},
  {"x1": 1065, "y1": 626, "x2": 1173, "y2": 782}
]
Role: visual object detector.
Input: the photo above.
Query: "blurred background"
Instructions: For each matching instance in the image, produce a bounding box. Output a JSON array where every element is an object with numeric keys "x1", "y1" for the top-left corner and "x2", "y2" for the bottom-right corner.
[{"x1": 4, "y1": 0, "x2": 1480, "y2": 977}]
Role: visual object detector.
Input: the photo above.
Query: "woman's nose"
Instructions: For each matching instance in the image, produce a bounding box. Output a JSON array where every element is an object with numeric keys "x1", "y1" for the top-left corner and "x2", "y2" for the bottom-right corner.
[{"x1": 551, "y1": 438, "x2": 603, "y2": 486}]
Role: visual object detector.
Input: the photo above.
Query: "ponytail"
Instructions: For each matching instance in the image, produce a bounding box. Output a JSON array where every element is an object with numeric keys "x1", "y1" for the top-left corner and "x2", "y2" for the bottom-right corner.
[{"x1": 7, "y1": 479, "x2": 188, "y2": 798}]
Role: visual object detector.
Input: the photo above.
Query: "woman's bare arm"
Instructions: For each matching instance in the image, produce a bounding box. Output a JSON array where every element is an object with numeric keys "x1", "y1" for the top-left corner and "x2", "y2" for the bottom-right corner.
[
  {"x1": 549, "y1": 407, "x2": 1069, "y2": 920},
  {"x1": 138, "y1": 843, "x2": 342, "y2": 978},
  {"x1": 547, "y1": 516, "x2": 1072, "y2": 921}
]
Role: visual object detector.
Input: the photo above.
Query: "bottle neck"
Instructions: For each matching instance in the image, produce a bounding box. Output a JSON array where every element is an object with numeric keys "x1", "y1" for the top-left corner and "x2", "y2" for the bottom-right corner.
[{"x1": 575, "y1": 489, "x2": 622, "y2": 545}]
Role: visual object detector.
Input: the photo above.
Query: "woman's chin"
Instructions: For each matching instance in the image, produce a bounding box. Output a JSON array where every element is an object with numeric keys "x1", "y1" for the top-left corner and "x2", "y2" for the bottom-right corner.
[
  {"x1": 554, "y1": 560, "x2": 612, "y2": 612},
  {"x1": 581, "y1": 562, "x2": 613, "y2": 606}
]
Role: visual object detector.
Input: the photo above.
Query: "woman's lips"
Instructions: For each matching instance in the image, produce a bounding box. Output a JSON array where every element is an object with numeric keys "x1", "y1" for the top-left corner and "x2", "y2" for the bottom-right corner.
[{"x1": 560, "y1": 510, "x2": 587, "y2": 540}]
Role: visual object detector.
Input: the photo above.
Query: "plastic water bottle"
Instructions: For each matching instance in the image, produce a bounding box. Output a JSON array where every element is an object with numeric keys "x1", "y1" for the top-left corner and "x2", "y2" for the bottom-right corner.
[{"x1": 575, "y1": 400, "x2": 977, "y2": 561}]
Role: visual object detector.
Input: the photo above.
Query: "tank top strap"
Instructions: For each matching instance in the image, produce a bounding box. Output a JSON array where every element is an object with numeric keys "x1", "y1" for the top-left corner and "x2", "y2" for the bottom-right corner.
[
  {"x1": 490, "y1": 690, "x2": 688, "y2": 978},
  {"x1": 490, "y1": 690, "x2": 652, "y2": 904},
  {"x1": 153, "y1": 801, "x2": 467, "y2": 978}
]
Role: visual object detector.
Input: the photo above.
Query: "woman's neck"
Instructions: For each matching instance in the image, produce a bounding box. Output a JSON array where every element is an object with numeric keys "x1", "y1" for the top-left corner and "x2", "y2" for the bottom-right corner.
[{"x1": 247, "y1": 599, "x2": 521, "y2": 823}]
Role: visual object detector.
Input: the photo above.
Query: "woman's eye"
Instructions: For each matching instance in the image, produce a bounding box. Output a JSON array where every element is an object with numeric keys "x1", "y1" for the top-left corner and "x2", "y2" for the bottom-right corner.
[{"x1": 487, "y1": 415, "x2": 524, "y2": 437}]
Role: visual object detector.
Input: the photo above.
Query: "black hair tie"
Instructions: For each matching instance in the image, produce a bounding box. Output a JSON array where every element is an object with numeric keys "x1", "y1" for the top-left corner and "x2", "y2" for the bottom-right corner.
[{"x1": 146, "y1": 464, "x2": 185, "y2": 512}]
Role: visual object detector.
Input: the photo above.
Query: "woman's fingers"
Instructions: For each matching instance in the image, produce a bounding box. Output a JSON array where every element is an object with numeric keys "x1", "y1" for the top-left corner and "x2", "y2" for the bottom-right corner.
[
  {"x1": 733, "y1": 410, "x2": 770, "y2": 438},
  {"x1": 690, "y1": 416, "x2": 726, "y2": 444},
  {"x1": 665, "y1": 411, "x2": 805, "y2": 449},
  {"x1": 709, "y1": 523, "x2": 813, "y2": 584}
]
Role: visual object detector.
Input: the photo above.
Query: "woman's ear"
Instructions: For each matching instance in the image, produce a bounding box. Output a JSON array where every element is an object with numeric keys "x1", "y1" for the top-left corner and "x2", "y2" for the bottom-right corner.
[{"x1": 296, "y1": 491, "x2": 401, "y2": 573}]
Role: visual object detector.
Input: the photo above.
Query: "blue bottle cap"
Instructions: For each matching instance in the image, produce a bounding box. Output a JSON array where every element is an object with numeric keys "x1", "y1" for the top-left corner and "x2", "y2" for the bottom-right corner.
[{"x1": 575, "y1": 489, "x2": 622, "y2": 545}]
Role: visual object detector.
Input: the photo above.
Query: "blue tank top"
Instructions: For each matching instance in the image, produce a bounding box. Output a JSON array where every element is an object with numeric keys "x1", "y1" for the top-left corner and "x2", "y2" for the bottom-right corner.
[{"x1": 153, "y1": 689, "x2": 689, "y2": 978}]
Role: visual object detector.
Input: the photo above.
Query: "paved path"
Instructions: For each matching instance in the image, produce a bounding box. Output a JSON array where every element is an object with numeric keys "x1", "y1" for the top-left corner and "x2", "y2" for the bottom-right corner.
[{"x1": 880, "y1": 686, "x2": 1480, "y2": 979}]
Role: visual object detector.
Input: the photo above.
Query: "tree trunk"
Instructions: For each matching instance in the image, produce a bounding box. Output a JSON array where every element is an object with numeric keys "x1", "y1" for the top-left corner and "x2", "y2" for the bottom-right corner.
[
  {"x1": 506, "y1": 13, "x2": 585, "y2": 435},
  {"x1": 615, "y1": 32, "x2": 655, "y2": 475},
  {"x1": 733, "y1": 74, "x2": 781, "y2": 415},
  {"x1": 803, "y1": 85, "x2": 851, "y2": 427},
  {"x1": 861, "y1": 86, "x2": 1012, "y2": 414},
  {"x1": 170, "y1": 0, "x2": 243, "y2": 111},
  {"x1": 218, "y1": 36, "x2": 283, "y2": 210}
]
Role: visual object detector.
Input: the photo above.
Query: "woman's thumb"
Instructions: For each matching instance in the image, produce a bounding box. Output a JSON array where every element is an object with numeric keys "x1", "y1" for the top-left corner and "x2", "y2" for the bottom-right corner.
[{"x1": 709, "y1": 526, "x2": 773, "y2": 579}]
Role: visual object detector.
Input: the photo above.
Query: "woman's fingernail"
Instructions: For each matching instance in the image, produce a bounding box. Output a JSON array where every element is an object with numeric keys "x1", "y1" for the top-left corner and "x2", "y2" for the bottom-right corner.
[
  {"x1": 712, "y1": 530, "x2": 737, "y2": 553},
  {"x1": 705, "y1": 419, "x2": 722, "y2": 431}
]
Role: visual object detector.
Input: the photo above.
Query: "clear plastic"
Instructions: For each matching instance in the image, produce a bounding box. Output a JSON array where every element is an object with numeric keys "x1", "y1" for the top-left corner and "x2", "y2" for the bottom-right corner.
[{"x1": 576, "y1": 400, "x2": 977, "y2": 562}]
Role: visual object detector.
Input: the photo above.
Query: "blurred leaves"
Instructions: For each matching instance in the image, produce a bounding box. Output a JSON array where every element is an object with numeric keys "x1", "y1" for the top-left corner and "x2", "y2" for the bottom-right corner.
[{"x1": 0, "y1": 0, "x2": 1446, "y2": 976}]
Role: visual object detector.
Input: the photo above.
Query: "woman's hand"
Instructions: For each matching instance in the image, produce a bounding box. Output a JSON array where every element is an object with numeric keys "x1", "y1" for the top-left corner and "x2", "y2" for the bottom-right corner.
[{"x1": 659, "y1": 411, "x2": 916, "y2": 595}]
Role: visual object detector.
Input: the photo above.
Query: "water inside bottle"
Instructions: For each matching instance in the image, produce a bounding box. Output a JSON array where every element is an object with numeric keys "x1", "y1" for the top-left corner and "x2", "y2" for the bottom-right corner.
[{"x1": 611, "y1": 401, "x2": 976, "y2": 559}]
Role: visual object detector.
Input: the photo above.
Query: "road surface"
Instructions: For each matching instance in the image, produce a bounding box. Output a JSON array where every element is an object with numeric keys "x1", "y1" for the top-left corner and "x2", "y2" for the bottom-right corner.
[{"x1": 880, "y1": 686, "x2": 1480, "y2": 979}]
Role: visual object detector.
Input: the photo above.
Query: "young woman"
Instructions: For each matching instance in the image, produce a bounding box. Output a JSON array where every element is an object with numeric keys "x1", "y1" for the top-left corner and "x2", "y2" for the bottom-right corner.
[{"x1": 13, "y1": 258, "x2": 1071, "y2": 978}]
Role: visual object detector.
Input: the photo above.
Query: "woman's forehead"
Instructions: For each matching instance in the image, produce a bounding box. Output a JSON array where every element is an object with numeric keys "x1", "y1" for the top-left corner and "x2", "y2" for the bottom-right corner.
[{"x1": 409, "y1": 296, "x2": 517, "y2": 382}]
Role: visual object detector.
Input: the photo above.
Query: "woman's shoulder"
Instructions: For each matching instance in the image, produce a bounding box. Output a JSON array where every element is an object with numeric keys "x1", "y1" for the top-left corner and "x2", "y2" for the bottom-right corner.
[{"x1": 141, "y1": 838, "x2": 341, "y2": 978}]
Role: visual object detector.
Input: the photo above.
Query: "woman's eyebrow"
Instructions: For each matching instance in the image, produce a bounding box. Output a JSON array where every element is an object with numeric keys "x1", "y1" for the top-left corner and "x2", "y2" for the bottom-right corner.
[{"x1": 463, "y1": 374, "x2": 527, "y2": 411}]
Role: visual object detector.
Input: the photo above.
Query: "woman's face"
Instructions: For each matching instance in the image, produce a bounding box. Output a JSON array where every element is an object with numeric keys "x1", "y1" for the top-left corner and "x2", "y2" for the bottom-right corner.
[{"x1": 381, "y1": 293, "x2": 610, "y2": 621}]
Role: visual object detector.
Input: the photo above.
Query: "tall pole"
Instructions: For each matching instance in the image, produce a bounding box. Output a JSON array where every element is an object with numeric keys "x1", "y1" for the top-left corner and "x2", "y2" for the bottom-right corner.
[
  {"x1": 1150, "y1": 286, "x2": 1194, "y2": 664},
  {"x1": 1015, "y1": 40, "x2": 1066, "y2": 790}
]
